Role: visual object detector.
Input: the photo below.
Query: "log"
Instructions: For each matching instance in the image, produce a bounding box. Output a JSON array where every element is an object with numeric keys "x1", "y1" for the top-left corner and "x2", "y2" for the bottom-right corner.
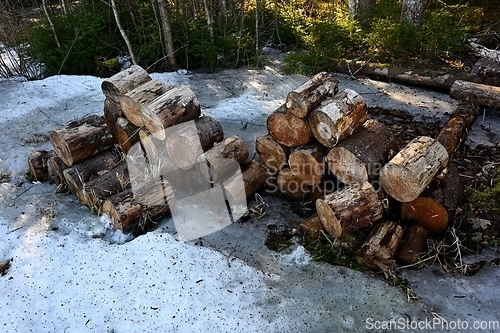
[
  {"x1": 120, "y1": 79, "x2": 173, "y2": 127},
  {"x1": 468, "y1": 41, "x2": 500, "y2": 62},
  {"x1": 471, "y1": 58, "x2": 500, "y2": 87},
  {"x1": 62, "y1": 151, "x2": 121, "y2": 196},
  {"x1": 276, "y1": 167, "x2": 308, "y2": 201},
  {"x1": 49, "y1": 114, "x2": 114, "y2": 166},
  {"x1": 396, "y1": 225, "x2": 428, "y2": 266},
  {"x1": 286, "y1": 72, "x2": 339, "y2": 118},
  {"x1": 165, "y1": 115, "x2": 224, "y2": 170},
  {"x1": 28, "y1": 150, "x2": 53, "y2": 181},
  {"x1": 288, "y1": 142, "x2": 326, "y2": 186},
  {"x1": 255, "y1": 134, "x2": 290, "y2": 172},
  {"x1": 316, "y1": 182, "x2": 383, "y2": 238},
  {"x1": 223, "y1": 160, "x2": 266, "y2": 208},
  {"x1": 103, "y1": 97, "x2": 122, "y2": 129},
  {"x1": 355, "y1": 219, "x2": 403, "y2": 271},
  {"x1": 139, "y1": 129, "x2": 164, "y2": 164},
  {"x1": 113, "y1": 117, "x2": 140, "y2": 153},
  {"x1": 325, "y1": 119, "x2": 397, "y2": 184},
  {"x1": 305, "y1": 178, "x2": 337, "y2": 203},
  {"x1": 295, "y1": 213, "x2": 324, "y2": 244},
  {"x1": 308, "y1": 89, "x2": 368, "y2": 148},
  {"x1": 266, "y1": 104, "x2": 312, "y2": 147},
  {"x1": 47, "y1": 156, "x2": 69, "y2": 189},
  {"x1": 436, "y1": 103, "x2": 478, "y2": 155},
  {"x1": 450, "y1": 80, "x2": 500, "y2": 110},
  {"x1": 101, "y1": 65, "x2": 152, "y2": 103},
  {"x1": 142, "y1": 85, "x2": 201, "y2": 140},
  {"x1": 263, "y1": 166, "x2": 279, "y2": 194},
  {"x1": 379, "y1": 136, "x2": 449, "y2": 203}
]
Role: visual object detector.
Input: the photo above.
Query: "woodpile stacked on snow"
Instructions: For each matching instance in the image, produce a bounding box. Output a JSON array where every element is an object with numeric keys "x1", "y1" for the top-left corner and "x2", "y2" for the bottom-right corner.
[{"x1": 28, "y1": 65, "x2": 265, "y2": 235}]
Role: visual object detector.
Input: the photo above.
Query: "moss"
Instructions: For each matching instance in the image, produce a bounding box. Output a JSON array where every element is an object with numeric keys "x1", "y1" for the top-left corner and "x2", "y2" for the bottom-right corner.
[{"x1": 469, "y1": 168, "x2": 500, "y2": 215}]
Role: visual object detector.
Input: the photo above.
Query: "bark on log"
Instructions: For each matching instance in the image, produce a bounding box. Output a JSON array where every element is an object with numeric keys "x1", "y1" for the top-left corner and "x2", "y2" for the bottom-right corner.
[
  {"x1": 286, "y1": 72, "x2": 339, "y2": 118},
  {"x1": 296, "y1": 213, "x2": 324, "y2": 244},
  {"x1": 436, "y1": 103, "x2": 478, "y2": 155},
  {"x1": 120, "y1": 79, "x2": 173, "y2": 127},
  {"x1": 267, "y1": 104, "x2": 312, "y2": 147},
  {"x1": 103, "y1": 97, "x2": 122, "y2": 129},
  {"x1": 325, "y1": 119, "x2": 397, "y2": 184},
  {"x1": 379, "y1": 136, "x2": 449, "y2": 203},
  {"x1": 165, "y1": 115, "x2": 224, "y2": 170},
  {"x1": 468, "y1": 41, "x2": 500, "y2": 62},
  {"x1": 142, "y1": 85, "x2": 201, "y2": 140},
  {"x1": 471, "y1": 58, "x2": 500, "y2": 87},
  {"x1": 101, "y1": 65, "x2": 152, "y2": 103},
  {"x1": 288, "y1": 142, "x2": 326, "y2": 186},
  {"x1": 255, "y1": 134, "x2": 290, "y2": 172},
  {"x1": 316, "y1": 182, "x2": 383, "y2": 238},
  {"x1": 450, "y1": 80, "x2": 500, "y2": 110},
  {"x1": 308, "y1": 89, "x2": 368, "y2": 148},
  {"x1": 47, "y1": 156, "x2": 69, "y2": 189},
  {"x1": 223, "y1": 160, "x2": 266, "y2": 206},
  {"x1": 139, "y1": 129, "x2": 164, "y2": 163},
  {"x1": 355, "y1": 219, "x2": 403, "y2": 271},
  {"x1": 28, "y1": 150, "x2": 53, "y2": 181},
  {"x1": 62, "y1": 151, "x2": 121, "y2": 196},
  {"x1": 276, "y1": 167, "x2": 308, "y2": 201},
  {"x1": 397, "y1": 225, "x2": 428, "y2": 266},
  {"x1": 113, "y1": 117, "x2": 140, "y2": 153},
  {"x1": 49, "y1": 114, "x2": 114, "y2": 166},
  {"x1": 306, "y1": 178, "x2": 337, "y2": 203}
]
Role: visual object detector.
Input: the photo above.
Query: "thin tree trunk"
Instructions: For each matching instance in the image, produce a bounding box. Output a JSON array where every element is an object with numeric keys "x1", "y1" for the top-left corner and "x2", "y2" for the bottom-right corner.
[
  {"x1": 255, "y1": 0, "x2": 260, "y2": 54},
  {"x1": 156, "y1": 0, "x2": 178, "y2": 69},
  {"x1": 203, "y1": 0, "x2": 215, "y2": 43},
  {"x1": 110, "y1": 0, "x2": 138, "y2": 65},
  {"x1": 401, "y1": 0, "x2": 426, "y2": 27},
  {"x1": 42, "y1": 0, "x2": 61, "y2": 49}
]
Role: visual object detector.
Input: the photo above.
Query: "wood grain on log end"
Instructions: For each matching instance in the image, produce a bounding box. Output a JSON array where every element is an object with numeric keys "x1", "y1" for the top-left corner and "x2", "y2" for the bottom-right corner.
[
  {"x1": 296, "y1": 213, "x2": 324, "y2": 243},
  {"x1": 255, "y1": 134, "x2": 289, "y2": 172},
  {"x1": 267, "y1": 105, "x2": 312, "y2": 147},
  {"x1": 277, "y1": 167, "x2": 308, "y2": 201}
]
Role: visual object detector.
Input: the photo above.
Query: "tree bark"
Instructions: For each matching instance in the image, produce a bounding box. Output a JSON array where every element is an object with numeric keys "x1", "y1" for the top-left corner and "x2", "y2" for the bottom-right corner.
[
  {"x1": 308, "y1": 89, "x2": 368, "y2": 148},
  {"x1": 49, "y1": 114, "x2": 114, "y2": 166},
  {"x1": 288, "y1": 142, "x2": 326, "y2": 186},
  {"x1": 436, "y1": 103, "x2": 478, "y2": 155},
  {"x1": 296, "y1": 213, "x2": 325, "y2": 244},
  {"x1": 397, "y1": 225, "x2": 428, "y2": 266},
  {"x1": 255, "y1": 134, "x2": 290, "y2": 173},
  {"x1": 110, "y1": 0, "x2": 139, "y2": 66},
  {"x1": 223, "y1": 160, "x2": 266, "y2": 205},
  {"x1": 103, "y1": 97, "x2": 122, "y2": 130},
  {"x1": 401, "y1": 0, "x2": 426, "y2": 27},
  {"x1": 142, "y1": 85, "x2": 201, "y2": 140},
  {"x1": 156, "y1": 0, "x2": 178, "y2": 69},
  {"x1": 113, "y1": 117, "x2": 140, "y2": 153},
  {"x1": 286, "y1": 72, "x2": 339, "y2": 118},
  {"x1": 349, "y1": 0, "x2": 375, "y2": 23},
  {"x1": 325, "y1": 119, "x2": 397, "y2": 184},
  {"x1": 471, "y1": 58, "x2": 500, "y2": 87},
  {"x1": 47, "y1": 156, "x2": 69, "y2": 189},
  {"x1": 101, "y1": 65, "x2": 152, "y2": 104},
  {"x1": 276, "y1": 167, "x2": 308, "y2": 201},
  {"x1": 28, "y1": 150, "x2": 54, "y2": 181},
  {"x1": 468, "y1": 41, "x2": 500, "y2": 62},
  {"x1": 316, "y1": 182, "x2": 383, "y2": 238},
  {"x1": 450, "y1": 80, "x2": 500, "y2": 110},
  {"x1": 267, "y1": 104, "x2": 312, "y2": 147},
  {"x1": 379, "y1": 136, "x2": 449, "y2": 203}
]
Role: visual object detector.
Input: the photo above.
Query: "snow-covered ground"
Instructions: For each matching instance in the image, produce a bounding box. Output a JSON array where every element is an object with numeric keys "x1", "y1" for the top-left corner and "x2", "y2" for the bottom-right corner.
[{"x1": 1, "y1": 63, "x2": 500, "y2": 332}]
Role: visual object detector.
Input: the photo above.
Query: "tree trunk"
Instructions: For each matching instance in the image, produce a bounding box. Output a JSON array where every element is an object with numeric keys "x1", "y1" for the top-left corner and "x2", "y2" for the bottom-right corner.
[
  {"x1": 120, "y1": 79, "x2": 172, "y2": 127},
  {"x1": 296, "y1": 213, "x2": 325, "y2": 244},
  {"x1": 379, "y1": 136, "x2": 449, "y2": 203},
  {"x1": 255, "y1": 134, "x2": 290, "y2": 173},
  {"x1": 468, "y1": 41, "x2": 500, "y2": 62},
  {"x1": 114, "y1": 117, "x2": 140, "y2": 153},
  {"x1": 28, "y1": 150, "x2": 54, "y2": 181},
  {"x1": 349, "y1": 0, "x2": 376, "y2": 23},
  {"x1": 450, "y1": 80, "x2": 500, "y2": 110},
  {"x1": 156, "y1": 0, "x2": 178, "y2": 69},
  {"x1": 471, "y1": 58, "x2": 500, "y2": 87},
  {"x1": 397, "y1": 225, "x2": 428, "y2": 266},
  {"x1": 267, "y1": 104, "x2": 312, "y2": 147},
  {"x1": 288, "y1": 142, "x2": 327, "y2": 186},
  {"x1": 276, "y1": 167, "x2": 308, "y2": 201},
  {"x1": 308, "y1": 89, "x2": 368, "y2": 148},
  {"x1": 47, "y1": 156, "x2": 69, "y2": 190},
  {"x1": 203, "y1": 0, "x2": 215, "y2": 43},
  {"x1": 103, "y1": 97, "x2": 122, "y2": 130},
  {"x1": 286, "y1": 72, "x2": 339, "y2": 118},
  {"x1": 436, "y1": 103, "x2": 478, "y2": 155},
  {"x1": 49, "y1": 114, "x2": 114, "y2": 166},
  {"x1": 401, "y1": 0, "x2": 426, "y2": 27},
  {"x1": 325, "y1": 119, "x2": 397, "y2": 184},
  {"x1": 142, "y1": 85, "x2": 201, "y2": 140},
  {"x1": 101, "y1": 65, "x2": 151, "y2": 103},
  {"x1": 316, "y1": 182, "x2": 383, "y2": 238},
  {"x1": 42, "y1": 0, "x2": 62, "y2": 49},
  {"x1": 165, "y1": 115, "x2": 224, "y2": 169},
  {"x1": 110, "y1": 0, "x2": 139, "y2": 66},
  {"x1": 355, "y1": 219, "x2": 403, "y2": 271}
]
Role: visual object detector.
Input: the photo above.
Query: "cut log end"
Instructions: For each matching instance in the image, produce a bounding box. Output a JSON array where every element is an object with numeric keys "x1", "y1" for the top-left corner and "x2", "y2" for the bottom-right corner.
[
  {"x1": 316, "y1": 198, "x2": 341, "y2": 238},
  {"x1": 379, "y1": 163, "x2": 422, "y2": 203},
  {"x1": 400, "y1": 197, "x2": 449, "y2": 234},
  {"x1": 266, "y1": 105, "x2": 312, "y2": 147},
  {"x1": 325, "y1": 147, "x2": 368, "y2": 184}
]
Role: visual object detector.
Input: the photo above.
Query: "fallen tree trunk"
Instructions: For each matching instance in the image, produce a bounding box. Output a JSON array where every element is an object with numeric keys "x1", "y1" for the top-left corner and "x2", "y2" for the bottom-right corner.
[
  {"x1": 49, "y1": 114, "x2": 114, "y2": 166},
  {"x1": 113, "y1": 117, "x2": 140, "y2": 153},
  {"x1": 380, "y1": 136, "x2": 449, "y2": 203},
  {"x1": 450, "y1": 80, "x2": 500, "y2": 110},
  {"x1": 436, "y1": 103, "x2": 478, "y2": 155},
  {"x1": 468, "y1": 41, "x2": 500, "y2": 62},
  {"x1": 471, "y1": 58, "x2": 500, "y2": 87},
  {"x1": 47, "y1": 156, "x2": 69, "y2": 189},
  {"x1": 255, "y1": 134, "x2": 290, "y2": 172},
  {"x1": 308, "y1": 89, "x2": 368, "y2": 148},
  {"x1": 267, "y1": 104, "x2": 312, "y2": 147},
  {"x1": 316, "y1": 182, "x2": 383, "y2": 238},
  {"x1": 288, "y1": 142, "x2": 326, "y2": 186},
  {"x1": 325, "y1": 119, "x2": 397, "y2": 184},
  {"x1": 276, "y1": 167, "x2": 308, "y2": 201},
  {"x1": 101, "y1": 65, "x2": 152, "y2": 103},
  {"x1": 28, "y1": 150, "x2": 53, "y2": 181},
  {"x1": 296, "y1": 213, "x2": 324, "y2": 244},
  {"x1": 142, "y1": 85, "x2": 201, "y2": 140},
  {"x1": 286, "y1": 72, "x2": 339, "y2": 118},
  {"x1": 396, "y1": 225, "x2": 428, "y2": 266}
]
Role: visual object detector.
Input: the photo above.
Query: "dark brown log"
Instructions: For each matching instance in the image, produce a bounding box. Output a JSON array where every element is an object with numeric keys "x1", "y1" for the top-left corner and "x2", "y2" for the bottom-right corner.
[
  {"x1": 142, "y1": 85, "x2": 201, "y2": 140},
  {"x1": 295, "y1": 213, "x2": 324, "y2": 244},
  {"x1": 436, "y1": 103, "x2": 478, "y2": 155},
  {"x1": 286, "y1": 72, "x2": 339, "y2": 118},
  {"x1": 276, "y1": 167, "x2": 308, "y2": 201},
  {"x1": 101, "y1": 65, "x2": 152, "y2": 103},
  {"x1": 165, "y1": 115, "x2": 224, "y2": 170},
  {"x1": 355, "y1": 219, "x2": 403, "y2": 271},
  {"x1": 103, "y1": 97, "x2": 122, "y2": 129},
  {"x1": 379, "y1": 136, "x2": 449, "y2": 203},
  {"x1": 223, "y1": 160, "x2": 266, "y2": 207},
  {"x1": 308, "y1": 89, "x2": 368, "y2": 148},
  {"x1": 471, "y1": 58, "x2": 500, "y2": 87},
  {"x1": 113, "y1": 117, "x2": 140, "y2": 153},
  {"x1": 28, "y1": 150, "x2": 53, "y2": 181},
  {"x1": 267, "y1": 104, "x2": 312, "y2": 148},
  {"x1": 397, "y1": 225, "x2": 428, "y2": 266},
  {"x1": 263, "y1": 166, "x2": 279, "y2": 194},
  {"x1": 326, "y1": 119, "x2": 397, "y2": 184},
  {"x1": 316, "y1": 182, "x2": 383, "y2": 238},
  {"x1": 47, "y1": 156, "x2": 69, "y2": 189},
  {"x1": 288, "y1": 142, "x2": 326, "y2": 186},
  {"x1": 62, "y1": 151, "x2": 121, "y2": 196},
  {"x1": 305, "y1": 178, "x2": 337, "y2": 203},
  {"x1": 120, "y1": 79, "x2": 173, "y2": 127},
  {"x1": 450, "y1": 80, "x2": 500, "y2": 110},
  {"x1": 255, "y1": 134, "x2": 290, "y2": 172},
  {"x1": 49, "y1": 114, "x2": 114, "y2": 166}
]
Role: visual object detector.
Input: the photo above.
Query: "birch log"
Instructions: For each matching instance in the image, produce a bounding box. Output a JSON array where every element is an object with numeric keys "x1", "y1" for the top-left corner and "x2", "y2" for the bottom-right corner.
[
  {"x1": 101, "y1": 65, "x2": 151, "y2": 103},
  {"x1": 450, "y1": 80, "x2": 500, "y2": 110}
]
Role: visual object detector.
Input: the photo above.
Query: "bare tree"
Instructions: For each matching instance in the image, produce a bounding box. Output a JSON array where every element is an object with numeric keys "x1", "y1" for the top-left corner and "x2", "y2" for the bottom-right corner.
[
  {"x1": 156, "y1": 0, "x2": 178, "y2": 69},
  {"x1": 110, "y1": 0, "x2": 138, "y2": 65},
  {"x1": 401, "y1": 0, "x2": 426, "y2": 27},
  {"x1": 203, "y1": 0, "x2": 215, "y2": 43},
  {"x1": 42, "y1": 0, "x2": 62, "y2": 49}
]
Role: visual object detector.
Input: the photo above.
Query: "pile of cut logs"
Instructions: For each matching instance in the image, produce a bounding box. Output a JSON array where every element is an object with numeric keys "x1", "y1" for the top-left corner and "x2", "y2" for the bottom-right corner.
[{"x1": 28, "y1": 65, "x2": 266, "y2": 235}]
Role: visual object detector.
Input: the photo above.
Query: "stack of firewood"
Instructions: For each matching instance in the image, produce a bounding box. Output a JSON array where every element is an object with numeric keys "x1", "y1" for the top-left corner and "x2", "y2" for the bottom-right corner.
[{"x1": 28, "y1": 65, "x2": 266, "y2": 235}]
